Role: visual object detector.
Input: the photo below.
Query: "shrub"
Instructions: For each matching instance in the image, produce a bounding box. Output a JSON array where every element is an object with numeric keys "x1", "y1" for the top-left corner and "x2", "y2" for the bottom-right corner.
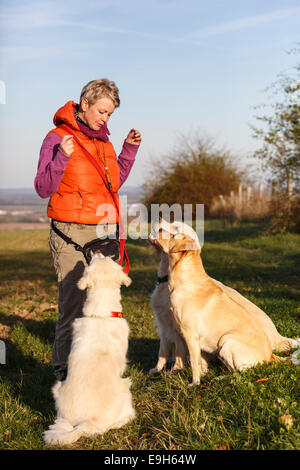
[
  {"x1": 142, "y1": 136, "x2": 242, "y2": 217},
  {"x1": 267, "y1": 194, "x2": 300, "y2": 234}
]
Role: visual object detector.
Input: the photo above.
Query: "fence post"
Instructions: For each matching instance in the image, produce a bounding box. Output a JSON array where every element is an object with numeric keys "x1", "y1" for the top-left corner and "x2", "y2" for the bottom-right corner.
[
  {"x1": 272, "y1": 181, "x2": 278, "y2": 197},
  {"x1": 259, "y1": 183, "x2": 264, "y2": 199},
  {"x1": 219, "y1": 195, "x2": 226, "y2": 208},
  {"x1": 287, "y1": 171, "x2": 293, "y2": 198},
  {"x1": 246, "y1": 186, "x2": 252, "y2": 202},
  {"x1": 0, "y1": 340, "x2": 6, "y2": 364},
  {"x1": 238, "y1": 184, "x2": 243, "y2": 203}
]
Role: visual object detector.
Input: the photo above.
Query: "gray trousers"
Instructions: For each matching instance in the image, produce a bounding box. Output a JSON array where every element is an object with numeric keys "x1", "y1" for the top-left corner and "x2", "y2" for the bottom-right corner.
[{"x1": 49, "y1": 221, "x2": 119, "y2": 381}]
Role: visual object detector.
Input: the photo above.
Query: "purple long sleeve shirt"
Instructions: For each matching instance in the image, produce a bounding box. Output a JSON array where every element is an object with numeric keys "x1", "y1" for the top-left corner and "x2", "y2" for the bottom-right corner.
[{"x1": 34, "y1": 127, "x2": 139, "y2": 199}]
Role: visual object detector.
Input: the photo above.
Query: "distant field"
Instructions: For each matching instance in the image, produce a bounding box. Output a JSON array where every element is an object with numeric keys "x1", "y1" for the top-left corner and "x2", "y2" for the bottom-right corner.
[
  {"x1": 0, "y1": 186, "x2": 142, "y2": 226},
  {"x1": 0, "y1": 220, "x2": 299, "y2": 450},
  {"x1": 0, "y1": 222, "x2": 50, "y2": 232}
]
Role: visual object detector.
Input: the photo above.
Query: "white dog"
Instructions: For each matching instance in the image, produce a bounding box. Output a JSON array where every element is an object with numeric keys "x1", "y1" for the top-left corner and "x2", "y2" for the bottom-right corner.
[{"x1": 43, "y1": 254, "x2": 135, "y2": 446}]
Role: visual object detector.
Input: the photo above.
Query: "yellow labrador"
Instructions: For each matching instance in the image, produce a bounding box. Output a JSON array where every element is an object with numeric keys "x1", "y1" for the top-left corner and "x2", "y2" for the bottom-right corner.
[{"x1": 149, "y1": 220, "x2": 298, "y2": 386}]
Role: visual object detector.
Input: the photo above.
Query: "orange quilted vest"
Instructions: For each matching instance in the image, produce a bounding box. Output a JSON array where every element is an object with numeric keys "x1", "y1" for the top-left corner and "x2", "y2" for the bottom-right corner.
[{"x1": 47, "y1": 101, "x2": 120, "y2": 224}]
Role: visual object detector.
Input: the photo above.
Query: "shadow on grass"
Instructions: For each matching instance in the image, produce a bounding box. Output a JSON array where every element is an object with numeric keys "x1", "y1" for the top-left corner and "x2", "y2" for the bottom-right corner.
[
  {"x1": 0, "y1": 337, "x2": 55, "y2": 417},
  {"x1": 204, "y1": 220, "x2": 266, "y2": 244},
  {"x1": 0, "y1": 312, "x2": 56, "y2": 345},
  {"x1": 128, "y1": 337, "x2": 160, "y2": 373},
  {"x1": 123, "y1": 270, "x2": 157, "y2": 298},
  {"x1": 202, "y1": 251, "x2": 300, "y2": 295},
  {"x1": 0, "y1": 251, "x2": 56, "y2": 284}
]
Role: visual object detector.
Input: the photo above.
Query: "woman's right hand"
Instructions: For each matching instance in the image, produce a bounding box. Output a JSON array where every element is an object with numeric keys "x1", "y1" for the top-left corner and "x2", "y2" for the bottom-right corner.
[{"x1": 59, "y1": 135, "x2": 74, "y2": 157}]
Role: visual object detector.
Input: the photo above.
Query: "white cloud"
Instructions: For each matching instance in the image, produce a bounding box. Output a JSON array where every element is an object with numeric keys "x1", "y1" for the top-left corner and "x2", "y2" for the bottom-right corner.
[
  {"x1": 0, "y1": 42, "x2": 107, "y2": 67},
  {"x1": 0, "y1": 1, "x2": 67, "y2": 30},
  {"x1": 187, "y1": 6, "x2": 300, "y2": 39},
  {"x1": 0, "y1": 0, "x2": 196, "y2": 48},
  {"x1": 1, "y1": 45, "x2": 62, "y2": 62},
  {"x1": 0, "y1": 0, "x2": 192, "y2": 31}
]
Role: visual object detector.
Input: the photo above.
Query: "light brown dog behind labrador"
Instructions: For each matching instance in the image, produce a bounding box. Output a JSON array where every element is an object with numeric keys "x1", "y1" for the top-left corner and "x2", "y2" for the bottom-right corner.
[
  {"x1": 149, "y1": 250, "x2": 189, "y2": 375},
  {"x1": 150, "y1": 222, "x2": 297, "y2": 386},
  {"x1": 148, "y1": 220, "x2": 204, "y2": 375}
]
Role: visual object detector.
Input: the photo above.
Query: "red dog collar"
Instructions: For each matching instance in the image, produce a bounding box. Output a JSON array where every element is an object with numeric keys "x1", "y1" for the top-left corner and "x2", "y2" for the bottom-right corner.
[{"x1": 111, "y1": 312, "x2": 123, "y2": 318}]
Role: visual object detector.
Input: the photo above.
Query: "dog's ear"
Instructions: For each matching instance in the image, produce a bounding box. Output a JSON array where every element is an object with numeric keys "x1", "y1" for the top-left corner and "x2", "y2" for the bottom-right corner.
[
  {"x1": 120, "y1": 271, "x2": 132, "y2": 287},
  {"x1": 77, "y1": 271, "x2": 94, "y2": 290},
  {"x1": 169, "y1": 237, "x2": 199, "y2": 253}
]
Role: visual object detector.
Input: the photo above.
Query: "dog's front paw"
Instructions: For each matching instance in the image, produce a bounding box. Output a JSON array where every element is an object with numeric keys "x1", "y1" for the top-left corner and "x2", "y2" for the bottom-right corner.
[
  {"x1": 188, "y1": 379, "x2": 200, "y2": 387},
  {"x1": 170, "y1": 363, "x2": 184, "y2": 374},
  {"x1": 43, "y1": 430, "x2": 59, "y2": 445},
  {"x1": 149, "y1": 367, "x2": 159, "y2": 375}
]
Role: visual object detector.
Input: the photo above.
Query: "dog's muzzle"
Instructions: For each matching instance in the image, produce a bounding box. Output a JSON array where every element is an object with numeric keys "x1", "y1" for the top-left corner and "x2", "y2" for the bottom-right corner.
[{"x1": 148, "y1": 233, "x2": 161, "y2": 251}]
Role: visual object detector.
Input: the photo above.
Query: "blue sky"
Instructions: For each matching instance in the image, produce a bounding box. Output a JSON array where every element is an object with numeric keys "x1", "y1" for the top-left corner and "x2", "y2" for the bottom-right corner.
[{"x1": 0, "y1": 0, "x2": 300, "y2": 190}]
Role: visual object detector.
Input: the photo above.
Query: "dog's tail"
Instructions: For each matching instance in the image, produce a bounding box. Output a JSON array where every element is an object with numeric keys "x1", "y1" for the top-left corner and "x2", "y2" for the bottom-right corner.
[
  {"x1": 274, "y1": 336, "x2": 300, "y2": 353},
  {"x1": 270, "y1": 341, "x2": 300, "y2": 365},
  {"x1": 52, "y1": 380, "x2": 63, "y2": 399},
  {"x1": 43, "y1": 418, "x2": 102, "y2": 446},
  {"x1": 270, "y1": 354, "x2": 291, "y2": 363}
]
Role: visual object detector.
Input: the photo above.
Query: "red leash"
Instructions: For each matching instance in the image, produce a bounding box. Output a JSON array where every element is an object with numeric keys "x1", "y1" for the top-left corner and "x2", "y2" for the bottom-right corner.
[{"x1": 59, "y1": 124, "x2": 129, "y2": 274}]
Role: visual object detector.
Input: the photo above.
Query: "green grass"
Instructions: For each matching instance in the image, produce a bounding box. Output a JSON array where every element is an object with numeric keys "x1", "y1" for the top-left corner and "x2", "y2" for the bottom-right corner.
[{"x1": 0, "y1": 220, "x2": 299, "y2": 450}]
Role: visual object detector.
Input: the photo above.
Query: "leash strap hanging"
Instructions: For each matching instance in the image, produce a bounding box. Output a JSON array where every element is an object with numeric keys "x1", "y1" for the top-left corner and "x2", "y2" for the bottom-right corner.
[
  {"x1": 50, "y1": 219, "x2": 90, "y2": 264},
  {"x1": 58, "y1": 124, "x2": 129, "y2": 274}
]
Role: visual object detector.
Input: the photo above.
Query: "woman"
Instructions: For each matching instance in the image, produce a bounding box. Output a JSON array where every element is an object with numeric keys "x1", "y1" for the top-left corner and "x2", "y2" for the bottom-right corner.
[{"x1": 34, "y1": 79, "x2": 141, "y2": 381}]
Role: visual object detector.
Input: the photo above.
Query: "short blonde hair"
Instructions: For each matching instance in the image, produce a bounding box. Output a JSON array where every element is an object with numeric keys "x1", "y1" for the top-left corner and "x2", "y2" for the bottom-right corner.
[{"x1": 79, "y1": 78, "x2": 120, "y2": 108}]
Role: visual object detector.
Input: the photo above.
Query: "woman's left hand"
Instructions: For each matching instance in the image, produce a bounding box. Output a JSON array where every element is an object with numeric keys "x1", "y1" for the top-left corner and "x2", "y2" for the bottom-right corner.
[{"x1": 125, "y1": 129, "x2": 142, "y2": 145}]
